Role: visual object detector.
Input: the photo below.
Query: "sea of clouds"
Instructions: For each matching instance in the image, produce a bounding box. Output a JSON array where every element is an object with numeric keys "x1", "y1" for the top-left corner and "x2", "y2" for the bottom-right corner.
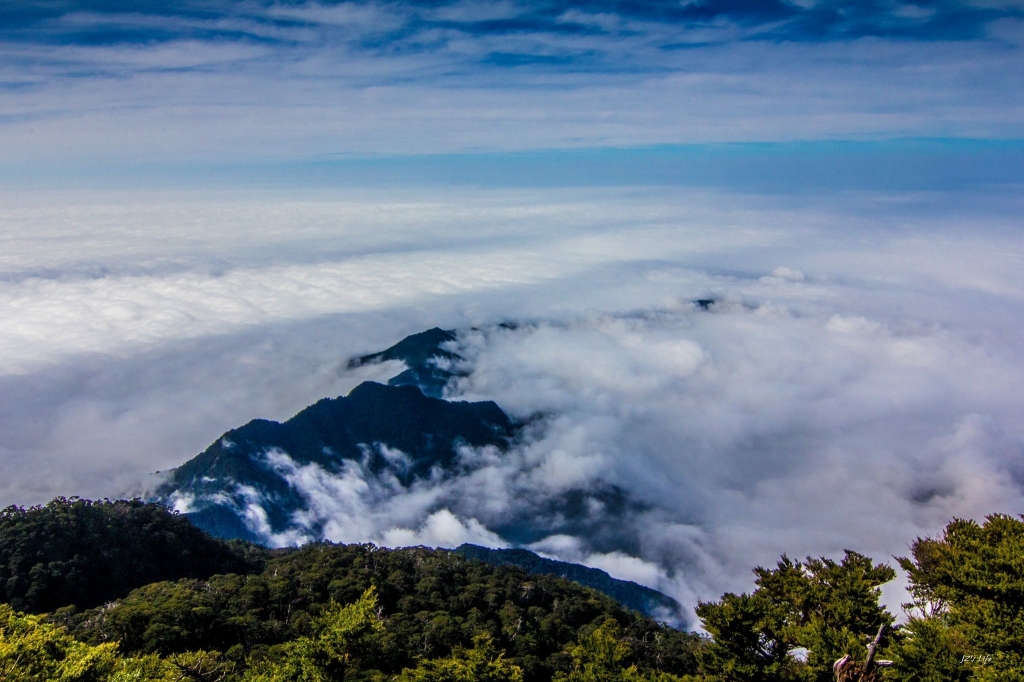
[{"x1": 2, "y1": 183, "x2": 1022, "y2": 623}]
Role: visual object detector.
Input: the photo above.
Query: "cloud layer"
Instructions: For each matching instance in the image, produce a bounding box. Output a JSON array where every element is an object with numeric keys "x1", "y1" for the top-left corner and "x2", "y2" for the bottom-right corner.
[{"x1": 2, "y1": 183, "x2": 1021, "y2": 624}]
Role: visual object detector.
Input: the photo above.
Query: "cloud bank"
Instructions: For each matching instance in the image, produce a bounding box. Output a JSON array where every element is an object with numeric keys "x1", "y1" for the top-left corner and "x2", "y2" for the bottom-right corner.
[{"x1": 2, "y1": 183, "x2": 1021, "y2": 623}]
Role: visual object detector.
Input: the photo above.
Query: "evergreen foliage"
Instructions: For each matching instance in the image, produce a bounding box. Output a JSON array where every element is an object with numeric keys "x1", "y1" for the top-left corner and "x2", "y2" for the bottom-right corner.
[
  {"x1": 694, "y1": 551, "x2": 895, "y2": 681},
  {"x1": 0, "y1": 603, "x2": 120, "y2": 682},
  {"x1": 243, "y1": 588, "x2": 387, "y2": 682},
  {"x1": 395, "y1": 634, "x2": 523, "y2": 682},
  {"x1": 63, "y1": 542, "x2": 698, "y2": 682},
  {"x1": 4, "y1": 498, "x2": 1024, "y2": 682},
  {"x1": 245, "y1": 587, "x2": 522, "y2": 682},
  {"x1": 891, "y1": 514, "x2": 1024, "y2": 682},
  {"x1": 453, "y1": 546, "x2": 680, "y2": 621},
  {"x1": 553, "y1": 618, "x2": 686, "y2": 682},
  {"x1": 0, "y1": 498, "x2": 267, "y2": 613}
]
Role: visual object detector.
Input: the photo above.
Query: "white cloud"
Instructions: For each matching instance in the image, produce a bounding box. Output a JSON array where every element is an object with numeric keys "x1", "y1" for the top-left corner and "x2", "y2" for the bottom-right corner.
[
  {"x1": 1, "y1": 185, "x2": 1023, "y2": 625},
  {"x1": 424, "y1": 0, "x2": 526, "y2": 23},
  {"x1": 1, "y1": 21, "x2": 1022, "y2": 165},
  {"x1": 0, "y1": 247, "x2": 565, "y2": 374},
  {"x1": 0, "y1": 187, "x2": 790, "y2": 374},
  {"x1": 211, "y1": 447, "x2": 510, "y2": 550},
  {"x1": 264, "y1": 1, "x2": 408, "y2": 30},
  {"x1": 381, "y1": 510, "x2": 509, "y2": 549},
  {"x1": 579, "y1": 551, "x2": 665, "y2": 590},
  {"x1": 766, "y1": 266, "x2": 805, "y2": 282}
]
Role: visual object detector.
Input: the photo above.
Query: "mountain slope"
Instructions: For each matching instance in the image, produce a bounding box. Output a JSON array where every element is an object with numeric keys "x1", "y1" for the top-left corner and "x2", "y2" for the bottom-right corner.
[
  {"x1": 155, "y1": 381, "x2": 515, "y2": 542},
  {"x1": 148, "y1": 326, "x2": 681, "y2": 625},
  {"x1": 0, "y1": 498, "x2": 266, "y2": 613},
  {"x1": 348, "y1": 326, "x2": 462, "y2": 397},
  {"x1": 65, "y1": 541, "x2": 699, "y2": 681},
  {"x1": 455, "y1": 544, "x2": 681, "y2": 621}
]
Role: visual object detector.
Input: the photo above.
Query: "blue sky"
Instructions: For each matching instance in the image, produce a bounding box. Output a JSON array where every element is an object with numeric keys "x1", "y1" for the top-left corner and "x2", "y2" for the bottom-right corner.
[
  {"x1": 1, "y1": 0, "x2": 1023, "y2": 180},
  {"x1": 4, "y1": 0, "x2": 1020, "y2": 46}
]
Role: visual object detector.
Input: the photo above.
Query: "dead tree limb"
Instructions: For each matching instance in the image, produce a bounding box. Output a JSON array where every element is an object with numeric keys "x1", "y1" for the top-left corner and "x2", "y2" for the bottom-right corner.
[{"x1": 833, "y1": 624, "x2": 890, "y2": 682}]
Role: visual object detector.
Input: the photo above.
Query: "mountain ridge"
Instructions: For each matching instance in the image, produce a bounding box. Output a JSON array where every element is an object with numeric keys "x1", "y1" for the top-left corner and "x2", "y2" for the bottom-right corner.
[
  {"x1": 454, "y1": 544, "x2": 682, "y2": 621},
  {"x1": 150, "y1": 326, "x2": 681, "y2": 621},
  {"x1": 156, "y1": 380, "x2": 515, "y2": 542}
]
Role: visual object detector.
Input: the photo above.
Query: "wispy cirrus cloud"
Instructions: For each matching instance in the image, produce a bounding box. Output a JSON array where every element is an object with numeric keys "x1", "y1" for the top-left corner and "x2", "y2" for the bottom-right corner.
[
  {"x1": 0, "y1": 0, "x2": 1022, "y2": 170},
  {"x1": 5, "y1": 1, "x2": 1018, "y2": 46}
]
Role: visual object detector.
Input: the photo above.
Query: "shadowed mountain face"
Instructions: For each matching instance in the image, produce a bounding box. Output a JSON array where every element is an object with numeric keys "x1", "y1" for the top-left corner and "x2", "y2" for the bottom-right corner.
[
  {"x1": 155, "y1": 381, "x2": 513, "y2": 541},
  {"x1": 348, "y1": 327, "x2": 462, "y2": 398},
  {"x1": 165, "y1": 382, "x2": 512, "y2": 491},
  {"x1": 154, "y1": 329, "x2": 514, "y2": 542},
  {"x1": 150, "y1": 326, "x2": 683, "y2": 624},
  {"x1": 154, "y1": 325, "x2": 645, "y2": 549}
]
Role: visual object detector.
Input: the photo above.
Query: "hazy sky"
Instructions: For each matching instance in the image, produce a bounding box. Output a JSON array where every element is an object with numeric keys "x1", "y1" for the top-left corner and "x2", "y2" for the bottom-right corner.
[{"x1": 1, "y1": 0, "x2": 1023, "y2": 621}]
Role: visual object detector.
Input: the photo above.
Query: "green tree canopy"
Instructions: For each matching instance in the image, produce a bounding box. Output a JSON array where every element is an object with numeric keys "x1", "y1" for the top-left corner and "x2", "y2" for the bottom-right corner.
[
  {"x1": 396, "y1": 634, "x2": 523, "y2": 682},
  {"x1": 0, "y1": 603, "x2": 120, "y2": 682},
  {"x1": 65, "y1": 543, "x2": 698, "y2": 682},
  {"x1": 0, "y1": 498, "x2": 266, "y2": 613},
  {"x1": 695, "y1": 551, "x2": 895, "y2": 682},
  {"x1": 892, "y1": 514, "x2": 1024, "y2": 682}
]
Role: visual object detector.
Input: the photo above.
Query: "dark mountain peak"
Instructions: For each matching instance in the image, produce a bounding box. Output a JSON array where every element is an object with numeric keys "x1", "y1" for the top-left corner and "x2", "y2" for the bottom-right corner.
[
  {"x1": 140, "y1": 326, "x2": 685, "y2": 626},
  {"x1": 154, "y1": 375, "x2": 516, "y2": 542},
  {"x1": 349, "y1": 327, "x2": 462, "y2": 397},
  {"x1": 350, "y1": 327, "x2": 458, "y2": 368}
]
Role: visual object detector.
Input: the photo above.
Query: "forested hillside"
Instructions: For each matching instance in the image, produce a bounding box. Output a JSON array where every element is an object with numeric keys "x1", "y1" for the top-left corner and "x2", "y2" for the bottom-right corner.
[
  {"x1": 0, "y1": 499, "x2": 698, "y2": 682},
  {"x1": 454, "y1": 544, "x2": 681, "y2": 620},
  {"x1": 58, "y1": 542, "x2": 698, "y2": 681},
  {"x1": 0, "y1": 498, "x2": 267, "y2": 613},
  {"x1": 1, "y1": 499, "x2": 1023, "y2": 681}
]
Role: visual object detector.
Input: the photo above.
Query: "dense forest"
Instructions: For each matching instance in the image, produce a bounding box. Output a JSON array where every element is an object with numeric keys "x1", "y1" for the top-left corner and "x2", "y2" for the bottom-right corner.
[
  {"x1": 0, "y1": 498, "x2": 267, "y2": 613},
  {"x1": 453, "y1": 545, "x2": 680, "y2": 619},
  {"x1": 1, "y1": 498, "x2": 1022, "y2": 681}
]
